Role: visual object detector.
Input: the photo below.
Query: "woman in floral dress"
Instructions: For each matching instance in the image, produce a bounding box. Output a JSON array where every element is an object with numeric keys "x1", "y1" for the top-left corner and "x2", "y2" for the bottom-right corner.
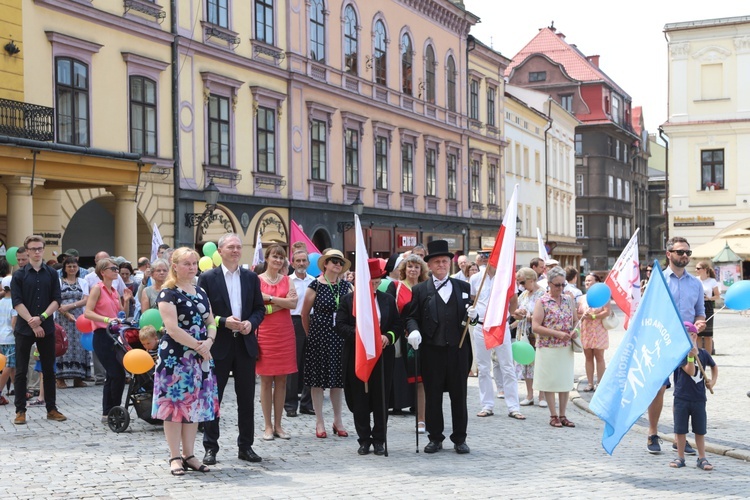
[
  {"x1": 152, "y1": 247, "x2": 219, "y2": 476},
  {"x1": 55, "y1": 256, "x2": 90, "y2": 388},
  {"x1": 577, "y1": 273, "x2": 611, "y2": 391},
  {"x1": 512, "y1": 267, "x2": 546, "y2": 407}
]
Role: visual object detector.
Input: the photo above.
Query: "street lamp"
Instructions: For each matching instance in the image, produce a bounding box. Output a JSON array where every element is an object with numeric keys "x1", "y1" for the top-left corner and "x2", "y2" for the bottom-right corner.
[
  {"x1": 337, "y1": 192, "x2": 364, "y2": 232},
  {"x1": 184, "y1": 179, "x2": 221, "y2": 228}
]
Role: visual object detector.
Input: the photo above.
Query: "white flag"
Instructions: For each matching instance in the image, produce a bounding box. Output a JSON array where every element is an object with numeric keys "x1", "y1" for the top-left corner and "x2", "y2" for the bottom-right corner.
[
  {"x1": 537, "y1": 227, "x2": 549, "y2": 261},
  {"x1": 151, "y1": 223, "x2": 164, "y2": 262},
  {"x1": 604, "y1": 228, "x2": 641, "y2": 328},
  {"x1": 252, "y1": 230, "x2": 264, "y2": 268}
]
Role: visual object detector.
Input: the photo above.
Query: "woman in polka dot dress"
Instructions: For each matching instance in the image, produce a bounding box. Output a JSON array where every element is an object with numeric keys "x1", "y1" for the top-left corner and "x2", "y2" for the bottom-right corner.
[
  {"x1": 301, "y1": 249, "x2": 353, "y2": 439},
  {"x1": 152, "y1": 247, "x2": 219, "y2": 476}
]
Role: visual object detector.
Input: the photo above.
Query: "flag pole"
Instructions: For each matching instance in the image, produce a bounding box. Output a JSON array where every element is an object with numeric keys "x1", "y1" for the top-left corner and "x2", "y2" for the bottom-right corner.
[
  {"x1": 458, "y1": 270, "x2": 489, "y2": 348},
  {"x1": 380, "y1": 358, "x2": 389, "y2": 457},
  {"x1": 695, "y1": 357, "x2": 714, "y2": 395}
]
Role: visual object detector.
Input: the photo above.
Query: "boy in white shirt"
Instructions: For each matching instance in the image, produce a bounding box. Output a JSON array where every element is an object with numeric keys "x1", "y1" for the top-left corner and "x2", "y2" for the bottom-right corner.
[{"x1": 0, "y1": 276, "x2": 18, "y2": 405}]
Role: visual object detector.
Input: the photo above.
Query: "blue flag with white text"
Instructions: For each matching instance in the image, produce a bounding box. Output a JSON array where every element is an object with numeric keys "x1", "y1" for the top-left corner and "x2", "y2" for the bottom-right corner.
[{"x1": 589, "y1": 260, "x2": 692, "y2": 455}]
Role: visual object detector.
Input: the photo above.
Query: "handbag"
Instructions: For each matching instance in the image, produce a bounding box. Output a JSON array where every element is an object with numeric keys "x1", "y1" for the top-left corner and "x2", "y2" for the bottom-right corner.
[
  {"x1": 602, "y1": 311, "x2": 619, "y2": 330},
  {"x1": 571, "y1": 334, "x2": 583, "y2": 353}
]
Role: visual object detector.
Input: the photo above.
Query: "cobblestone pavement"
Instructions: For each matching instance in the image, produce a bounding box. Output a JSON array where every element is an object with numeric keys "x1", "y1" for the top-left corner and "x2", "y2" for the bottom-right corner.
[{"x1": 1, "y1": 310, "x2": 748, "y2": 498}]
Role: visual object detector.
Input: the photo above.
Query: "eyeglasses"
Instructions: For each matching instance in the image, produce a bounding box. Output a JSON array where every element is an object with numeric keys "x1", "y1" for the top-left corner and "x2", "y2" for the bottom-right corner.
[
  {"x1": 695, "y1": 266, "x2": 704, "y2": 270},
  {"x1": 646, "y1": 268, "x2": 652, "y2": 272},
  {"x1": 329, "y1": 258, "x2": 345, "y2": 266},
  {"x1": 670, "y1": 249, "x2": 692, "y2": 257},
  {"x1": 26, "y1": 247, "x2": 44, "y2": 252},
  {"x1": 106, "y1": 266, "x2": 119, "y2": 272},
  {"x1": 550, "y1": 282, "x2": 566, "y2": 288}
]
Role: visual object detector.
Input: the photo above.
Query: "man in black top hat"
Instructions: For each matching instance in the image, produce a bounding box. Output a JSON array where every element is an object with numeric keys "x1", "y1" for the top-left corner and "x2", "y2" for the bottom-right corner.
[{"x1": 403, "y1": 240, "x2": 478, "y2": 454}]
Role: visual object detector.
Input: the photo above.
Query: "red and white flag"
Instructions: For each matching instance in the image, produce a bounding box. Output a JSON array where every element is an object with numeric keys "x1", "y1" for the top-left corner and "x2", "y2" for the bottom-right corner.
[
  {"x1": 353, "y1": 215, "x2": 381, "y2": 382},
  {"x1": 537, "y1": 227, "x2": 549, "y2": 262},
  {"x1": 483, "y1": 185, "x2": 519, "y2": 349},
  {"x1": 604, "y1": 228, "x2": 641, "y2": 329}
]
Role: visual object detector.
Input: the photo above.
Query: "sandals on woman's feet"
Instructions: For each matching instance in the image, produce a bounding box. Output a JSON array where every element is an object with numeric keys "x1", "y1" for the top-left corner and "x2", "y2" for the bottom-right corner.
[
  {"x1": 560, "y1": 416, "x2": 575, "y2": 428},
  {"x1": 696, "y1": 457, "x2": 713, "y2": 471},
  {"x1": 669, "y1": 458, "x2": 686, "y2": 468},
  {"x1": 549, "y1": 415, "x2": 562, "y2": 428},
  {"x1": 182, "y1": 455, "x2": 210, "y2": 473},
  {"x1": 169, "y1": 457, "x2": 185, "y2": 476},
  {"x1": 29, "y1": 399, "x2": 45, "y2": 406},
  {"x1": 582, "y1": 386, "x2": 595, "y2": 393},
  {"x1": 508, "y1": 411, "x2": 526, "y2": 420},
  {"x1": 417, "y1": 421, "x2": 426, "y2": 434}
]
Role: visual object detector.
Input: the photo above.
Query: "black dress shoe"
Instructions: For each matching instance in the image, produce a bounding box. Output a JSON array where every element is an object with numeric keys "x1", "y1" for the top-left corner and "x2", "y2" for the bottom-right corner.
[
  {"x1": 373, "y1": 443, "x2": 385, "y2": 456},
  {"x1": 203, "y1": 449, "x2": 217, "y2": 465},
  {"x1": 286, "y1": 409, "x2": 298, "y2": 417},
  {"x1": 424, "y1": 440, "x2": 443, "y2": 454},
  {"x1": 238, "y1": 447, "x2": 262, "y2": 463},
  {"x1": 454, "y1": 442, "x2": 470, "y2": 454},
  {"x1": 300, "y1": 407, "x2": 315, "y2": 415},
  {"x1": 357, "y1": 443, "x2": 370, "y2": 455}
]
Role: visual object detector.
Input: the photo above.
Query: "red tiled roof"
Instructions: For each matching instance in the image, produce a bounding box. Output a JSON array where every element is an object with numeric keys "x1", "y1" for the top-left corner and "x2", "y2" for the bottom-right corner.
[{"x1": 506, "y1": 27, "x2": 630, "y2": 98}]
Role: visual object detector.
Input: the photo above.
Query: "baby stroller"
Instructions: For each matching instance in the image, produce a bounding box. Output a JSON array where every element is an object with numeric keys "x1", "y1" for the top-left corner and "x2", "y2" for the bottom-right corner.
[{"x1": 106, "y1": 321, "x2": 162, "y2": 433}]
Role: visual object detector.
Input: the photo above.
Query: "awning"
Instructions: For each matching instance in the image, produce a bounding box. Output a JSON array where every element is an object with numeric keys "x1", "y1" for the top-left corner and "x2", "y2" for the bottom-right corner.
[
  {"x1": 712, "y1": 243, "x2": 742, "y2": 263},
  {"x1": 691, "y1": 237, "x2": 750, "y2": 260}
]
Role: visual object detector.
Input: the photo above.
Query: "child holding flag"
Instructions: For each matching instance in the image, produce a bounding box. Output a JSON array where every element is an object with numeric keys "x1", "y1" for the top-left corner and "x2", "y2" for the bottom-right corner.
[{"x1": 670, "y1": 322, "x2": 718, "y2": 471}]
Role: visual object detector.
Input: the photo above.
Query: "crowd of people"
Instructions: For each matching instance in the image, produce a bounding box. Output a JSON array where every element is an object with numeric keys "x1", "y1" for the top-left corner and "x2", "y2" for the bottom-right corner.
[{"x1": 0, "y1": 233, "x2": 720, "y2": 473}]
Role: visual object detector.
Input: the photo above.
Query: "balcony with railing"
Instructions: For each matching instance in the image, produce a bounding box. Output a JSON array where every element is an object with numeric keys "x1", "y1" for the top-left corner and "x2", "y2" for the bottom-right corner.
[{"x1": 0, "y1": 98, "x2": 55, "y2": 142}]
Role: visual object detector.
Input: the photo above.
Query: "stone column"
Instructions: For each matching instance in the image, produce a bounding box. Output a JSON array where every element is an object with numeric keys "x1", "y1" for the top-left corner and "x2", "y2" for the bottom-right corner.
[
  {"x1": 5, "y1": 177, "x2": 40, "y2": 247},
  {"x1": 107, "y1": 185, "x2": 138, "y2": 264}
]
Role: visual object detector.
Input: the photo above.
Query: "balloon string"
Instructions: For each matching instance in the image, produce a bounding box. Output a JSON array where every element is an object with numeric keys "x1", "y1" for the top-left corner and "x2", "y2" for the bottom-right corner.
[{"x1": 703, "y1": 304, "x2": 725, "y2": 324}]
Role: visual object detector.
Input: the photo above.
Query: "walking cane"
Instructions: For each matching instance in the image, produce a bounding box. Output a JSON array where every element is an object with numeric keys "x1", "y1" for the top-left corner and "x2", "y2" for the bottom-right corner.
[
  {"x1": 380, "y1": 359, "x2": 389, "y2": 457},
  {"x1": 414, "y1": 346, "x2": 420, "y2": 453}
]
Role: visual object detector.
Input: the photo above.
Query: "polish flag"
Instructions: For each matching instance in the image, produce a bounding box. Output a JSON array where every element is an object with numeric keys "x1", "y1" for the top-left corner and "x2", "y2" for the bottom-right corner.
[
  {"x1": 604, "y1": 229, "x2": 641, "y2": 329},
  {"x1": 252, "y1": 230, "x2": 264, "y2": 267},
  {"x1": 290, "y1": 219, "x2": 321, "y2": 255},
  {"x1": 483, "y1": 185, "x2": 519, "y2": 349},
  {"x1": 353, "y1": 215, "x2": 381, "y2": 382}
]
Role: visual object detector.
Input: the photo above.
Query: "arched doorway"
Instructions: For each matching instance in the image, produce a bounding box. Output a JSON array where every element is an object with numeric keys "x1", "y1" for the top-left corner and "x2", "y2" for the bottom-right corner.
[
  {"x1": 195, "y1": 205, "x2": 237, "y2": 249},
  {"x1": 311, "y1": 227, "x2": 331, "y2": 253}
]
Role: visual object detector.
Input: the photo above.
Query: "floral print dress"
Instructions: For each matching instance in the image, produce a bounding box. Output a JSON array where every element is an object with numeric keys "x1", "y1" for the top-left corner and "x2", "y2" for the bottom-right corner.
[{"x1": 151, "y1": 286, "x2": 219, "y2": 423}]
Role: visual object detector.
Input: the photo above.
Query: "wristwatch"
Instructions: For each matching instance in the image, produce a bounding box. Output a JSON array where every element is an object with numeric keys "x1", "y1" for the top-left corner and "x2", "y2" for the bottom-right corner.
[{"x1": 269, "y1": 296, "x2": 274, "y2": 303}]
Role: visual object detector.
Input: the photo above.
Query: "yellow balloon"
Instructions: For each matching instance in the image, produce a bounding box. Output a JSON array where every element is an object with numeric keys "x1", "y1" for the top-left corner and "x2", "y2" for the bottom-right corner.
[
  {"x1": 123, "y1": 349, "x2": 155, "y2": 375},
  {"x1": 0, "y1": 353, "x2": 6, "y2": 372},
  {"x1": 198, "y1": 256, "x2": 213, "y2": 272},
  {"x1": 212, "y1": 251, "x2": 222, "y2": 267}
]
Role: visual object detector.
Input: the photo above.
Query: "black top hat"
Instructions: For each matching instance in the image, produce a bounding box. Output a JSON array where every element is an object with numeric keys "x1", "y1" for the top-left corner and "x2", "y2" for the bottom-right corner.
[
  {"x1": 384, "y1": 253, "x2": 400, "y2": 273},
  {"x1": 425, "y1": 240, "x2": 454, "y2": 262}
]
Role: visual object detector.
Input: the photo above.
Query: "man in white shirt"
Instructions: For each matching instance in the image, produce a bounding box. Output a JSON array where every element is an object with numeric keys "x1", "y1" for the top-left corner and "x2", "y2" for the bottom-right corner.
[
  {"x1": 284, "y1": 249, "x2": 315, "y2": 417},
  {"x1": 451, "y1": 255, "x2": 469, "y2": 281},
  {"x1": 469, "y1": 265, "x2": 524, "y2": 421}
]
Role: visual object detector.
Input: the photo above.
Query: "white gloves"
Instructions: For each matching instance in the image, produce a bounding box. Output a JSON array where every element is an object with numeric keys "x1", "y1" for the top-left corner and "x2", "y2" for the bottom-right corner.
[
  {"x1": 407, "y1": 331, "x2": 422, "y2": 350},
  {"x1": 467, "y1": 306, "x2": 479, "y2": 321}
]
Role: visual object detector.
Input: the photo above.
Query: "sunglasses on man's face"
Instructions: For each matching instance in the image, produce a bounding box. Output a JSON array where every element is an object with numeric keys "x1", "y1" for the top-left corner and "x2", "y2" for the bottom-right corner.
[{"x1": 670, "y1": 249, "x2": 692, "y2": 257}]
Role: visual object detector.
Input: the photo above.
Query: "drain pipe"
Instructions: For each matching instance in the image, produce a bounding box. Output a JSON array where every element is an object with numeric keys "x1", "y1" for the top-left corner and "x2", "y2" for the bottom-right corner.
[
  {"x1": 171, "y1": 0, "x2": 182, "y2": 247},
  {"x1": 658, "y1": 126, "x2": 669, "y2": 242}
]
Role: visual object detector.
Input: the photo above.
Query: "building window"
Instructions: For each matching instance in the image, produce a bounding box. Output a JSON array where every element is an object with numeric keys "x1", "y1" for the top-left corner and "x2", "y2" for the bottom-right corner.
[
  {"x1": 311, "y1": 119, "x2": 326, "y2": 180},
  {"x1": 529, "y1": 71, "x2": 546, "y2": 82},
  {"x1": 616, "y1": 178, "x2": 622, "y2": 199},
  {"x1": 208, "y1": 94, "x2": 230, "y2": 166},
  {"x1": 576, "y1": 215, "x2": 584, "y2": 238},
  {"x1": 256, "y1": 106, "x2": 275, "y2": 173},
  {"x1": 55, "y1": 57, "x2": 89, "y2": 146},
  {"x1": 625, "y1": 180, "x2": 631, "y2": 202},
  {"x1": 487, "y1": 86, "x2": 496, "y2": 126},
  {"x1": 576, "y1": 173, "x2": 584, "y2": 196},
  {"x1": 374, "y1": 21, "x2": 386, "y2": 86},
  {"x1": 401, "y1": 143, "x2": 413, "y2": 193},
  {"x1": 426, "y1": 148, "x2": 436, "y2": 196},
  {"x1": 575, "y1": 133, "x2": 582, "y2": 155},
  {"x1": 560, "y1": 94, "x2": 573, "y2": 112},
  {"x1": 207, "y1": 0, "x2": 228, "y2": 28},
  {"x1": 617, "y1": 217, "x2": 623, "y2": 239},
  {"x1": 701, "y1": 149, "x2": 724, "y2": 189},
  {"x1": 401, "y1": 33, "x2": 412, "y2": 95},
  {"x1": 488, "y1": 164, "x2": 497, "y2": 205},
  {"x1": 447, "y1": 153, "x2": 457, "y2": 200},
  {"x1": 129, "y1": 76, "x2": 156, "y2": 156},
  {"x1": 469, "y1": 79, "x2": 479, "y2": 120},
  {"x1": 343, "y1": 5, "x2": 358, "y2": 75},
  {"x1": 446, "y1": 56, "x2": 456, "y2": 112},
  {"x1": 608, "y1": 175, "x2": 614, "y2": 197},
  {"x1": 255, "y1": 0, "x2": 274, "y2": 45},
  {"x1": 425, "y1": 45, "x2": 436, "y2": 103},
  {"x1": 309, "y1": 0, "x2": 325, "y2": 62},
  {"x1": 470, "y1": 160, "x2": 480, "y2": 203},
  {"x1": 625, "y1": 218, "x2": 631, "y2": 238},
  {"x1": 608, "y1": 215, "x2": 615, "y2": 241},
  {"x1": 345, "y1": 129, "x2": 359, "y2": 185},
  {"x1": 611, "y1": 94, "x2": 621, "y2": 124},
  {"x1": 375, "y1": 136, "x2": 388, "y2": 190}
]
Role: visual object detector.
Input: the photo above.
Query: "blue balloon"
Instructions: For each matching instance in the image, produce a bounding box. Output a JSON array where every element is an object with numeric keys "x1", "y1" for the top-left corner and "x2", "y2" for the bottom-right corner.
[
  {"x1": 307, "y1": 252, "x2": 321, "y2": 277},
  {"x1": 724, "y1": 280, "x2": 750, "y2": 310},
  {"x1": 80, "y1": 332, "x2": 94, "y2": 352},
  {"x1": 586, "y1": 283, "x2": 612, "y2": 308}
]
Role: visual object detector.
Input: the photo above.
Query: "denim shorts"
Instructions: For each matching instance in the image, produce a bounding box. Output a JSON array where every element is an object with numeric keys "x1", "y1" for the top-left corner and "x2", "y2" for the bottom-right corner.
[
  {"x1": 0, "y1": 344, "x2": 15, "y2": 368},
  {"x1": 673, "y1": 397, "x2": 707, "y2": 435}
]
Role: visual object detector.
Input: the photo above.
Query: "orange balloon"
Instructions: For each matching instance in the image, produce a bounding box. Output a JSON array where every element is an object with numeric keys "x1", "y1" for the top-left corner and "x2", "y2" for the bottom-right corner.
[
  {"x1": 0, "y1": 353, "x2": 6, "y2": 372},
  {"x1": 123, "y1": 349, "x2": 155, "y2": 375}
]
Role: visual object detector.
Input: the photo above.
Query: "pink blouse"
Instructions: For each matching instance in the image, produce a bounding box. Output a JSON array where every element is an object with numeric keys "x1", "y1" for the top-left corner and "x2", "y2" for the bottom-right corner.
[{"x1": 93, "y1": 282, "x2": 120, "y2": 330}]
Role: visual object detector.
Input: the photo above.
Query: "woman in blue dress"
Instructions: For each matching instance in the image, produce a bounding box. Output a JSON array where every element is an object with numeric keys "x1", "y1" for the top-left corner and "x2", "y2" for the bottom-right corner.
[{"x1": 152, "y1": 247, "x2": 219, "y2": 476}]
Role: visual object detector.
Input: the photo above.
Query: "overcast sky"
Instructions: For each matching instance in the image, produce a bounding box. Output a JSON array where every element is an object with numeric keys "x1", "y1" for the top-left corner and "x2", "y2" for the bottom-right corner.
[{"x1": 464, "y1": 1, "x2": 748, "y2": 133}]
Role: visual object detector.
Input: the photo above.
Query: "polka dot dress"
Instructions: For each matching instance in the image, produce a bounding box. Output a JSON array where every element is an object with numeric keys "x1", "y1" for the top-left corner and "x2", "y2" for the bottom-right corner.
[
  {"x1": 304, "y1": 279, "x2": 352, "y2": 389},
  {"x1": 151, "y1": 286, "x2": 219, "y2": 423}
]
